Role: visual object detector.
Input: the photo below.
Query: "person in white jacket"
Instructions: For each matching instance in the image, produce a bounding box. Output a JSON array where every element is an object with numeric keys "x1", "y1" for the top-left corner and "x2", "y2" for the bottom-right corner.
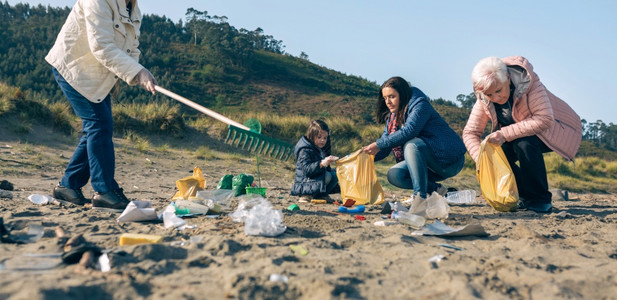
[{"x1": 46, "y1": 0, "x2": 157, "y2": 211}]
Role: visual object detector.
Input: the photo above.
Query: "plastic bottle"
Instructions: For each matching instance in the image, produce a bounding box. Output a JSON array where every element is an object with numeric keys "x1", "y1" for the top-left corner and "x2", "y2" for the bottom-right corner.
[
  {"x1": 445, "y1": 190, "x2": 476, "y2": 204},
  {"x1": 392, "y1": 211, "x2": 425, "y2": 229}
]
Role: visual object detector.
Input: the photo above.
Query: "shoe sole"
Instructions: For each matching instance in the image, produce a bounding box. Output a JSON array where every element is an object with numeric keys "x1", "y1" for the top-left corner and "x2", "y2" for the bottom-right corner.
[{"x1": 53, "y1": 198, "x2": 86, "y2": 207}]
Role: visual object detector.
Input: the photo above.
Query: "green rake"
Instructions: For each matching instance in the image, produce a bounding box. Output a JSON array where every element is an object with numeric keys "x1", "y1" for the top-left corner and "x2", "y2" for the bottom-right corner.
[{"x1": 155, "y1": 86, "x2": 294, "y2": 160}]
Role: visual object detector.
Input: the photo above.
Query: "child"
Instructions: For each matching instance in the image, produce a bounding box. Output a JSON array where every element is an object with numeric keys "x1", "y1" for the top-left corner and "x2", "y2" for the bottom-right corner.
[{"x1": 291, "y1": 120, "x2": 339, "y2": 203}]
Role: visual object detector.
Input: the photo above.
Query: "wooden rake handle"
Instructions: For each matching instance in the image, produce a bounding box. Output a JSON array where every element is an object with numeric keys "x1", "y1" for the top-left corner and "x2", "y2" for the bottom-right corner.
[{"x1": 154, "y1": 85, "x2": 250, "y2": 131}]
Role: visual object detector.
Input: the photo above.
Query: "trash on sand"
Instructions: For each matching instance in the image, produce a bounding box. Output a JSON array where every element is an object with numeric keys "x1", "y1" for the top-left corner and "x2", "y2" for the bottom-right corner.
[
  {"x1": 196, "y1": 189, "x2": 235, "y2": 211},
  {"x1": 230, "y1": 197, "x2": 286, "y2": 236},
  {"x1": 342, "y1": 199, "x2": 356, "y2": 207},
  {"x1": 355, "y1": 215, "x2": 366, "y2": 221},
  {"x1": 338, "y1": 205, "x2": 365, "y2": 214},
  {"x1": 429, "y1": 254, "x2": 445, "y2": 268},
  {"x1": 289, "y1": 245, "x2": 308, "y2": 256},
  {"x1": 0, "y1": 253, "x2": 62, "y2": 273},
  {"x1": 162, "y1": 204, "x2": 196, "y2": 230},
  {"x1": 311, "y1": 199, "x2": 327, "y2": 204},
  {"x1": 118, "y1": 233, "x2": 163, "y2": 246},
  {"x1": 28, "y1": 194, "x2": 52, "y2": 205},
  {"x1": 174, "y1": 200, "x2": 209, "y2": 216},
  {"x1": 0, "y1": 218, "x2": 44, "y2": 244},
  {"x1": 172, "y1": 166, "x2": 206, "y2": 200},
  {"x1": 374, "y1": 220, "x2": 398, "y2": 226},
  {"x1": 411, "y1": 220, "x2": 488, "y2": 237},
  {"x1": 438, "y1": 243, "x2": 463, "y2": 251},
  {"x1": 269, "y1": 273, "x2": 289, "y2": 283},
  {"x1": 287, "y1": 204, "x2": 300, "y2": 211},
  {"x1": 98, "y1": 253, "x2": 111, "y2": 272},
  {"x1": 117, "y1": 201, "x2": 158, "y2": 222},
  {"x1": 0, "y1": 189, "x2": 13, "y2": 199}
]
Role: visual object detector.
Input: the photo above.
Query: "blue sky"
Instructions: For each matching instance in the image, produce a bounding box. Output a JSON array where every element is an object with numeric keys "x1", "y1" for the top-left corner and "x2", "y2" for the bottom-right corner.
[{"x1": 10, "y1": 0, "x2": 617, "y2": 123}]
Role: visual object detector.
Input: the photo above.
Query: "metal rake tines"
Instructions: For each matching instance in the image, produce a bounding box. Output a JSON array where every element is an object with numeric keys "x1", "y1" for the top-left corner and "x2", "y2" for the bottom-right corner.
[{"x1": 225, "y1": 125, "x2": 293, "y2": 160}]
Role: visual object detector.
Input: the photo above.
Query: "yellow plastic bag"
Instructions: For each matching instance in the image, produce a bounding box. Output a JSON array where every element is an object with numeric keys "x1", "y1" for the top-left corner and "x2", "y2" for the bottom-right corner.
[
  {"x1": 172, "y1": 167, "x2": 206, "y2": 200},
  {"x1": 335, "y1": 149, "x2": 384, "y2": 205},
  {"x1": 476, "y1": 139, "x2": 518, "y2": 212}
]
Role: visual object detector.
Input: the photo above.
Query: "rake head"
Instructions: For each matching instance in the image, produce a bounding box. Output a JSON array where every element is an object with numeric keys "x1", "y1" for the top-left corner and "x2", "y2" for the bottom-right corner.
[{"x1": 225, "y1": 125, "x2": 293, "y2": 161}]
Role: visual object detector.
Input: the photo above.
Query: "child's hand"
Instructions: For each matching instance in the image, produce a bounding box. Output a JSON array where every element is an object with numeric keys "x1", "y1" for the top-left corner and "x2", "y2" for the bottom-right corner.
[{"x1": 320, "y1": 155, "x2": 338, "y2": 167}]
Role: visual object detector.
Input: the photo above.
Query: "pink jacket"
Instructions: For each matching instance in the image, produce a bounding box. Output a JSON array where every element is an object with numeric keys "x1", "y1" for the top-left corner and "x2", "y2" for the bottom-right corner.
[{"x1": 463, "y1": 56, "x2": 582, "y2": 162}]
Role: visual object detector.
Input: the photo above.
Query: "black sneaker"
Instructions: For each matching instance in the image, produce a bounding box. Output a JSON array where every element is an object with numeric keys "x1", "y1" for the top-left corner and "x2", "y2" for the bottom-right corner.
[
  {"x1": 91, "y1": 188, "x2": 130, "y2": 212},
  {"x1": 53, "y1": 184, "x2": 89, "y2": 206}
]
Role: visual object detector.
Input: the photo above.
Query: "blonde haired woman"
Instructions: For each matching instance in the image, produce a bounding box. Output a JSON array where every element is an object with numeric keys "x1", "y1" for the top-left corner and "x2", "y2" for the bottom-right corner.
[{"x1": 463, "y1": 56, "x2": 582, "y2": 212}]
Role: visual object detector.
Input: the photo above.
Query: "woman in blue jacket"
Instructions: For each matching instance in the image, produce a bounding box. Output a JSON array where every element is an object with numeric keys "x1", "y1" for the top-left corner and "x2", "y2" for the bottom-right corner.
[{"x1": 362, "y1": 76, "x2": 466, "y2": 201}]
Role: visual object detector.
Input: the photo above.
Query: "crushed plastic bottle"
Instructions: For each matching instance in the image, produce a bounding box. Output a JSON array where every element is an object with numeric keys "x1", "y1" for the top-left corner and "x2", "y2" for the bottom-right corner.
[
  {"x1": 446, "y1": 190, "x2": 476, "y2": 204},
  {"x1": 392, "y1": 211, "x2": 425, "y2": 229}
]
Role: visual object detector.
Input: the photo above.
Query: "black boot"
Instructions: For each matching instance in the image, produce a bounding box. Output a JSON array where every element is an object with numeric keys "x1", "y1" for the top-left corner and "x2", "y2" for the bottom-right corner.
[
  {"x1": 53, "y1": 184, "x2": 89, "y2": 206},
  {"x1": 92, "y1": 188, "x2": 130, "y2": 212}
]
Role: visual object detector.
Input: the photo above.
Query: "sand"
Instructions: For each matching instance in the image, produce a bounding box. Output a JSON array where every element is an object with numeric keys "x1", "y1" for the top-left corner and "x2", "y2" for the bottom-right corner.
[{"x1": 1, "y1": 130, "x2": 617, "y2": 299}]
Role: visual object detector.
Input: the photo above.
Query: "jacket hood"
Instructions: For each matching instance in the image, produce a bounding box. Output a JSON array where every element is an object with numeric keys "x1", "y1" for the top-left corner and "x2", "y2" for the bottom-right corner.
[{"x1": 294, "y1": 136, "x2": 320, "y2": 158}]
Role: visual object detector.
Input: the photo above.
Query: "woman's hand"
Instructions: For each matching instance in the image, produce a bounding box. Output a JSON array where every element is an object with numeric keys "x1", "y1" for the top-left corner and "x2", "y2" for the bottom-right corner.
[
  {"x1": 362, "y1": 142, "x2": 379, "y2": 155},
  {"x1": 486, "y1": 131, "x2": 506, "y2": 146},
  {"x1": 135, "y1": 68, "x2": 157, "y2": 94}
]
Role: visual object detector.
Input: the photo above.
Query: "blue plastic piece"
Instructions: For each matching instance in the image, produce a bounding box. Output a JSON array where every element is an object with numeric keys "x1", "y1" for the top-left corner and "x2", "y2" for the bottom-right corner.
[{"x1": 338, "y1": 205, "x2": 365, "y2": 213}]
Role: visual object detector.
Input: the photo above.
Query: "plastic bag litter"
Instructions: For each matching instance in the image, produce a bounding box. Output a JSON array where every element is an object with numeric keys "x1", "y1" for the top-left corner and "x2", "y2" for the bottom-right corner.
[
  {"x1": 477, "y1": 139, "x2": 518, "y2": 212},
  {"x1": 196, "y1": 189, "x2": 235, "y2": 211},
  {"x1": 162, "y1": 204, "x2": 196, "y2": 230},
  {"x1": 117, "y1": 201, "x2": 158, "y2": 222},
  {"x1": 217, "y1": 174, "x2": 234, "y2": 189},
  {"x1": 232, "y1": 173, "x2": 254, "y2": 196},
  {"x1": 335, "y1": 149, "x2": 385, "y2": 205},
  {"x1": 172, "y1": 167, "x2": 206, "y2": 200},
  {"x1": 409, "y1": 192, "x2": 449, "y2": 219},
  {"x1": 426, "y1": 192, "x2": 450, "y2": 219},
  {"x1": 229, "y1": 196, "x2": 286, "y2": 236}
]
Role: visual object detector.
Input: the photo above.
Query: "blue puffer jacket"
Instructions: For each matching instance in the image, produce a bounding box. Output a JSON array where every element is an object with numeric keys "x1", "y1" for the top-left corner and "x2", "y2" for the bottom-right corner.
[
  {"x1": 374, "y1": 87, "x2": 466, "y2": 167},
  {"x1": 290, "y1": 136, "x2": 330, "y2": 196}
]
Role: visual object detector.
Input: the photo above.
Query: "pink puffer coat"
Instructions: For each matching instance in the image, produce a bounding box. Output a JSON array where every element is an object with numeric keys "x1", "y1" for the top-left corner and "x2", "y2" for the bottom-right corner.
[{"x1": 463, "y1": 56, "x2": 582, "y2": 162}]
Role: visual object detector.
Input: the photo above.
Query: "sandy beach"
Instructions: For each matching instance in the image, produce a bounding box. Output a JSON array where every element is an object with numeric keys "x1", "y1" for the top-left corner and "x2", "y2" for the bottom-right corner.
[{"x1": 1, "y1": 130, "x2": 617, "y2": 300}]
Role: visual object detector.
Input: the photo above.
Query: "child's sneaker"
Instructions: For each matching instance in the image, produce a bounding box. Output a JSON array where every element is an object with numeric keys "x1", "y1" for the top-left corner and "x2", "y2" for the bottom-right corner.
[{"x1": 298, "y1": 195, "x2": 311, "y2": 203}]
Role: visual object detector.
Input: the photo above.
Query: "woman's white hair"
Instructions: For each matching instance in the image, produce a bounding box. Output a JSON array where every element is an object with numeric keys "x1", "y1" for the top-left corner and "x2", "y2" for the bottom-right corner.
[{"x1": 471, "y1": 56, "x2": 508, "y2": 94}]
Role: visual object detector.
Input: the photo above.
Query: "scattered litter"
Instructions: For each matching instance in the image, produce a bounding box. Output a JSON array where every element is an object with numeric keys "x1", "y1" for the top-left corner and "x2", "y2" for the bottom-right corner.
[
  {"x1": 196, "y1": 189, "x2": 235, "y2": 211},
  {"x1": 174, "y1": 200, "x2": 209, "y2": 216},
  {"x1": 554, "y1": 211, "x2": 568, "y2": 218},
  {"x1": 289, "y1": 245, "x2": 308, "y2": 256},
  {"x1": 438, "y1": 243, "x2": 463, "y2": 251},
  {"x1": 269, "y1": 273, "x2": 288, "y2": 283},
  {"x1": 287, "y1": 204, "x2": 300, "y2": 211},
  {"x1": 0, "y1": 189, "x2": 13, "y2": 199},
  {"x1": 28, "y1": 194, "x2": 51, "y2": 205},
  {"x1": 172, "y1": 166, "x2": 206, "y2": 200},
  {"x1": 0, "y1": 180, "x2": 13, "y2": 191},
  {"x1": 117, "y1": 201, "x2": 158, "y2": 222},
  {"x1": 311, "y1": 199, "x2": 327, "y2": 204},
  {"x1": 230, "y1": 197, "x2": 286, "y2": 236},
  {"x1": 411, "y1": 220, "x2": 488, "y2": 237},
  {"x1": 338, "y1": 205, "x2": 365, "y2": 214},
  {"x1": 342, "y1": 199, "x2": 356, "y2": 207},
  {"x1": 119, "y1": 233, "x2": 163, "y2": 246},
  {"x1": 162, "y1": 204, "x2": 196, "y2": 230},
  {"x1": 98, "y1": 253, "x2": 111, "y2": 272},
  {"x1": 1, "y1": 218, "x2": 44, "y2": 244},
  {"x1": 429, "y1": 254, "x2": 445, "y2": 268},
  {"x1": 0, "y1": 253, "x2": 62, "y2": 273},
  {"x1": 355, "y1": 215, "x2": 365, "y2": 221},
  {"x1": 374, "y1": 220, "x2": 398, "y2": 227}
]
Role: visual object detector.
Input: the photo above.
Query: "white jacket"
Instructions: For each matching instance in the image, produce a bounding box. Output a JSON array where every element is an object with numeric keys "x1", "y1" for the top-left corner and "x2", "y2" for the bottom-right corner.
[{"x1": 46, "y1": 0, "x2": 144, "y2": 103}]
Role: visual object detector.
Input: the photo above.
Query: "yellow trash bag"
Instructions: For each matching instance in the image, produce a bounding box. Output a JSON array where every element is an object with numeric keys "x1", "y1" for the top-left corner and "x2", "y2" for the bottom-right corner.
[
  {"x1": 476, "y1": 139, "x2": 518, "y2": 212},
  {"x1": 172, "y1": 167, "x2": 206, "y2": 200},
  {"x1": 335, "y1": 149, "x2": 384, "y2": 205}
]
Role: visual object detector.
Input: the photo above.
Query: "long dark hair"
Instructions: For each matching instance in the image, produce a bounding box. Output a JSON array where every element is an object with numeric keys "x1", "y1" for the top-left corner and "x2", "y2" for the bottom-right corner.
[
  {"x1": 376, "y1": 76, "x2": 412, "y2": 125},
  {"x1": 305, "y1": 119, "x2": 331, "y2": 155}
]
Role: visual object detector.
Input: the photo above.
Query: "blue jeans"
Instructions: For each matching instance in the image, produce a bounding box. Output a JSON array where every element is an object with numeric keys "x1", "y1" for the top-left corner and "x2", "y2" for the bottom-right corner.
[
  {"x1": 386, "y1": 138, "x2": 464, "y2": 198},
  {"x1": 324, "y1": 170, "x2": 339, "y2": 194},
  {"x1": 53, "y1": 68, "x2": 119, "y2": 193}
]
